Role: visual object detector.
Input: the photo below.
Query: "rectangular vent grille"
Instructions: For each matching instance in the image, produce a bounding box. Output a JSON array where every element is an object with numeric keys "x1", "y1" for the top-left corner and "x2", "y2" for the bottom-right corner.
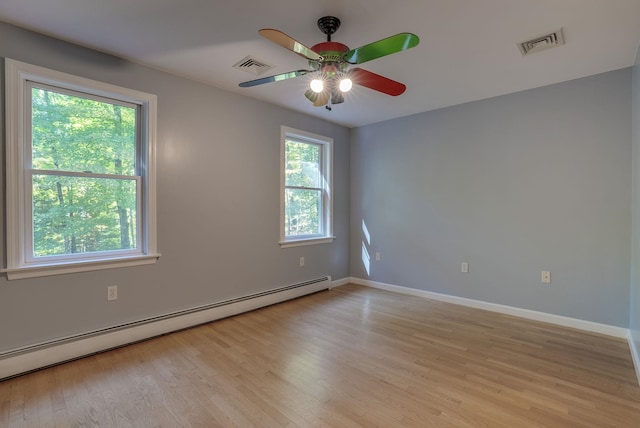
[
  {"x1": 518, "y1": 29, "x2": 564, "y2": 56},
  {"x1": 233, "y1": 55, "x2": 273, "y2": 76}
]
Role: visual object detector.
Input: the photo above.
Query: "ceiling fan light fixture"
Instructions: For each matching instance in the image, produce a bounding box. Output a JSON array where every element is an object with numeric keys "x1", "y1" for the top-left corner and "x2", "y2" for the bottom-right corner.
[
  {"x1": 239, "y1": 16, "x2": 420, "y2": 110},
  {"x1": 304, "y1": 89, "x2": 317, "y2": 102},
  {"x1": 339, "y1": 78, "x2": 352, "y2": 93},
  {"x1": 331, "y1": 89, "x2": 344, "y2": 105},
  {"x1": 310, "y1": 78, "x2": 324, "y2": 93}
]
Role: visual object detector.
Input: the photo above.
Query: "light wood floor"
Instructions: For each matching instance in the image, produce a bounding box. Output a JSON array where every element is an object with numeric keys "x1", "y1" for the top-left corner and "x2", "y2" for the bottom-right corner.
[{"x1": 2, "y1": 284, "x2": 640, "y2": 427}]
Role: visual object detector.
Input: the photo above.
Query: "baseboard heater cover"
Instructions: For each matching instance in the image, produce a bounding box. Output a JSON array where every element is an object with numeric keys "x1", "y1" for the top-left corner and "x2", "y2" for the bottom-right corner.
[{"x1": 0, "y1": 276, "x2": 331, "y2": 380}]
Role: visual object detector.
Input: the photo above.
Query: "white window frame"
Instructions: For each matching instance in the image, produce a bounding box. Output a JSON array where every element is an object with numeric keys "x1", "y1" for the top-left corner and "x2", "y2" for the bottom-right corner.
[
  {"x1": 280, "y1": 126, "x2": 334, "y2": 248},
  {"x1": 3, "y1": 58, "x2": 160, "y2": 280}
]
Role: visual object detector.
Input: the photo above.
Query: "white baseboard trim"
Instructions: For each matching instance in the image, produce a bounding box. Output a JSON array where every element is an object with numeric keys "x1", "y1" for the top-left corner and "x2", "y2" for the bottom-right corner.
[
  {"x1": 629, "y1": 331, "x2": 640, "y2": 386},
  {"x1": 351, "y1": 277, "x2": 629, "y2": 339},
  {"x1": 331, "y1": 277, "x2": 351, "y2": 288},
  {"x1": 0, "y1": 277, "x2": 331, "y2": 380}
]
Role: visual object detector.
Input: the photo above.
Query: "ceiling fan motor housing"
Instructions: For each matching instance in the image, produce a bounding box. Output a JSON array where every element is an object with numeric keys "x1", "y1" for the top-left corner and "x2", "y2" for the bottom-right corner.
[{"x1": 310, "y1": 41, "x2": 350, "y2": 73}]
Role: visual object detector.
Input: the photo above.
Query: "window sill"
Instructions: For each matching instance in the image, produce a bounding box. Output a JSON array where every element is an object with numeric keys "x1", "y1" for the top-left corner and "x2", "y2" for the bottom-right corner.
[
  {"x1": 2, "y1": 253, "x2": 161, "y2": 280},
  {"x1": 279, "y1": 236, "x2": 335, "y2": 248}
]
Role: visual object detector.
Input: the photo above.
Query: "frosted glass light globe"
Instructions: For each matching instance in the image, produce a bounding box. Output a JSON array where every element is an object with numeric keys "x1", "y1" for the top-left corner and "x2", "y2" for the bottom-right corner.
[
  {"x1": 310, "y1": 79, "x2": 324, "y2": 93},
  {"x1": 339, "y1": 78, "x2": 353, "y2": 93}
]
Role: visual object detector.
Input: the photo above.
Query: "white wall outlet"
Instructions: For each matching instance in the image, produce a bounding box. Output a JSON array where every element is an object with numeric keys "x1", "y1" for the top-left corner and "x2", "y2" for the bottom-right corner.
[
  {"x1": 107, "y1": 285, "x2": 118, "y2": 301},
  {"x1": 541, "y1": 271, "x2": 551, "y2": 284},
  {"x1": 461, "y1": 262, "x2": 469, "y2": 273},
  {"x1": 375, "y1": 252, "x2": 381, "y2": 261},
  {"x1": 299, "y1": 256, "x2": 305, "y2": 267}
]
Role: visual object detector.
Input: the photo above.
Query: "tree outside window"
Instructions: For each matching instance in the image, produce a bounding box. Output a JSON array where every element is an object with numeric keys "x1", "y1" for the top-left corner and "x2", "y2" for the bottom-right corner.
[{"x1": 30, "y1": 86, "x2": 139, "y2": 257}]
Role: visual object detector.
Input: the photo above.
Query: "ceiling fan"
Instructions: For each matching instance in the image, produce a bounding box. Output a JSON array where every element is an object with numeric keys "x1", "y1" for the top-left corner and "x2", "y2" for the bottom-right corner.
[{"x1": 239, "y1": 16, "x2": 419, "y2": 110}]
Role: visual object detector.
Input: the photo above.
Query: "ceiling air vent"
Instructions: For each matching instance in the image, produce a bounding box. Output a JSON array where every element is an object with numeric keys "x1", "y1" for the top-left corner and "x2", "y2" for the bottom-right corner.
[
  {"x1": 232, "y1": 56, "x2": 273, "y2": 76},
  {"x1": 518, "y1": 29, "x2": 564, "y2": 56}
]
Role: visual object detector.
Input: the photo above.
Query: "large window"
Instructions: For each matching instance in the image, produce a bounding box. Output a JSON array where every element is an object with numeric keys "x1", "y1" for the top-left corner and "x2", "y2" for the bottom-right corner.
[
  {"x1": 280, "y1": 127, "x2": 334, "y2": 247},
  {"x1": 4, "y1": 59, "x2": 159, "y2": 279}
]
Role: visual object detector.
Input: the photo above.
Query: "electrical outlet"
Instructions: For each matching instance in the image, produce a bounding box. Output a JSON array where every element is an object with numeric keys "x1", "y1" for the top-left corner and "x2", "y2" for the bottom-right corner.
[
  {"x1": 375, "y1": 252, "x2": 381, "y2": 261},
  {"x1": 107, "y1": 285, "x2": 118, "y2": 301},
  {"x1": 541, "y1": 271, "x2": 551, "y2": 284},
  {"x1": 461, "y1": 262, "x2": 469, "y2": 273},
  {"x1": 299, "y1": 257, "x2": 305, "y2": 267}
]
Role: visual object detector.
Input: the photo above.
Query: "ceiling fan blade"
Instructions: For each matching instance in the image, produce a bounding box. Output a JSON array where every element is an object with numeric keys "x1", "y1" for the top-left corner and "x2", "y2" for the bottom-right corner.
[
  {"x1": 344, "y1": 33, "x2": 419, "y2": 64},
  {"x1": 349, "y1": 68, "x2": 406, "y2": 96},
  {"x1": 259, "y1": 29, "x2": 323, "y2": 61},
  {"x1": 239, "y1": 70, "x2": 311, "y2": 87}
]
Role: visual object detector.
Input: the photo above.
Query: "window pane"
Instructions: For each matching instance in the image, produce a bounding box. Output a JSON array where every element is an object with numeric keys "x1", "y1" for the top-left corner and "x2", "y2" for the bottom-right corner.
[
  {"x1": 285, "y1": 188, "x2": 322, "y2": 236},
  {"x1": 285, "y1": 140, "x2": 321, "y2": 188},
  {"x1": 31, "y1": 87, "x2": 137, "y2": 176},
  {"x1": 32, "y1": 174, "x2": 137, "y2": 257}
]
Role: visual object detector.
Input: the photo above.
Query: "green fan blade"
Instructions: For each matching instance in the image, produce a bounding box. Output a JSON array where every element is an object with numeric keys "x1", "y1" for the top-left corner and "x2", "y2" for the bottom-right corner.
[
  {"x1": 259, "y1": 29, "x2": 323, "y2": 61},
  {"x1": 344, "y1": 33, "x2": 419, "y2": 64},
  {"x1": 239, "y1": 70, "x2": 311, "y2": 87}
]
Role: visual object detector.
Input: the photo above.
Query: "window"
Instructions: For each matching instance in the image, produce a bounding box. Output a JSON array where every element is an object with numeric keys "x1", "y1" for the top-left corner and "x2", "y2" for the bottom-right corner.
[
  {"x1": 280, "y1": 126, "x2": 334, "y2": 247},
  {"x1": 4, "y1": 59, "x2": 159, "y2": 279}
]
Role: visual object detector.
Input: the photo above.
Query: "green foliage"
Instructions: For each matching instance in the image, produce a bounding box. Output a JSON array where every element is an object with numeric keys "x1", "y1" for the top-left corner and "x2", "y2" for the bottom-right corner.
[
  {"x1": 31, "y1": 87, "x2": 138, "y2": 257},
  {"x1": 285, "y1": 140, "x2": 323, "y2": 236},
  {"x1": 285, "y1": 140, "x2": 320, "y2": 188}
]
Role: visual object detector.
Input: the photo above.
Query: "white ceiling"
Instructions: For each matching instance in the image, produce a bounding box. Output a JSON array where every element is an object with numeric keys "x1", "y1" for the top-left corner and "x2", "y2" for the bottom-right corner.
[{"x1": 1, "y1": 0, "x2": 640, "y2": 128}]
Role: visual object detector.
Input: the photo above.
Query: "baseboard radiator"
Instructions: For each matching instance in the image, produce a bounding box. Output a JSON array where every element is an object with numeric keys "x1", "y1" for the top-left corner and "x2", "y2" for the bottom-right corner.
[{"x1": 0, "y1": 276, "x2": 331, "y2": 380}]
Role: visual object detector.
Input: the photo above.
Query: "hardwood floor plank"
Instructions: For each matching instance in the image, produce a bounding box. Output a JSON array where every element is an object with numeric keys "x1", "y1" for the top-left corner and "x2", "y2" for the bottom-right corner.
[{"x1": 2, "y1": 284, "x2": 639, "y2": 427}]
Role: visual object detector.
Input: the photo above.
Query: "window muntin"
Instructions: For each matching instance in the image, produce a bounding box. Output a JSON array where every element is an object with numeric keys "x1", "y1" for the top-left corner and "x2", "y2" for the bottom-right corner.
[
  {"x1": 4, "y1": 58, "x2": 159, "y2": 279},
  {"x1": 280, "y1": 127, "x2": 333, "y2": 247}
]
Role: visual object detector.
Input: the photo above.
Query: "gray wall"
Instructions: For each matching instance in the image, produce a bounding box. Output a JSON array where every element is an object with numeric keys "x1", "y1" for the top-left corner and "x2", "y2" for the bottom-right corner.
[
  {"x1": 0, "y1": 22, "x2": 350, "y2": 352},
  {"x1": 631, "y1": 45, "x2": 640, "y2": 351},
  {"x1": 350, "y1": 69, "x2": 632, "y2": 327}
]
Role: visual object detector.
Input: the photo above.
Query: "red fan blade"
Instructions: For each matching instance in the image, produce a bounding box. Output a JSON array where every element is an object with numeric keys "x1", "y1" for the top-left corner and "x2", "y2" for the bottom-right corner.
[
  {"x1": 349, "y1": 68, "x2": 406, "y2": 96},
  {"x1": 259, "y1": 29, "x2": 323, "y2": 61}
]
